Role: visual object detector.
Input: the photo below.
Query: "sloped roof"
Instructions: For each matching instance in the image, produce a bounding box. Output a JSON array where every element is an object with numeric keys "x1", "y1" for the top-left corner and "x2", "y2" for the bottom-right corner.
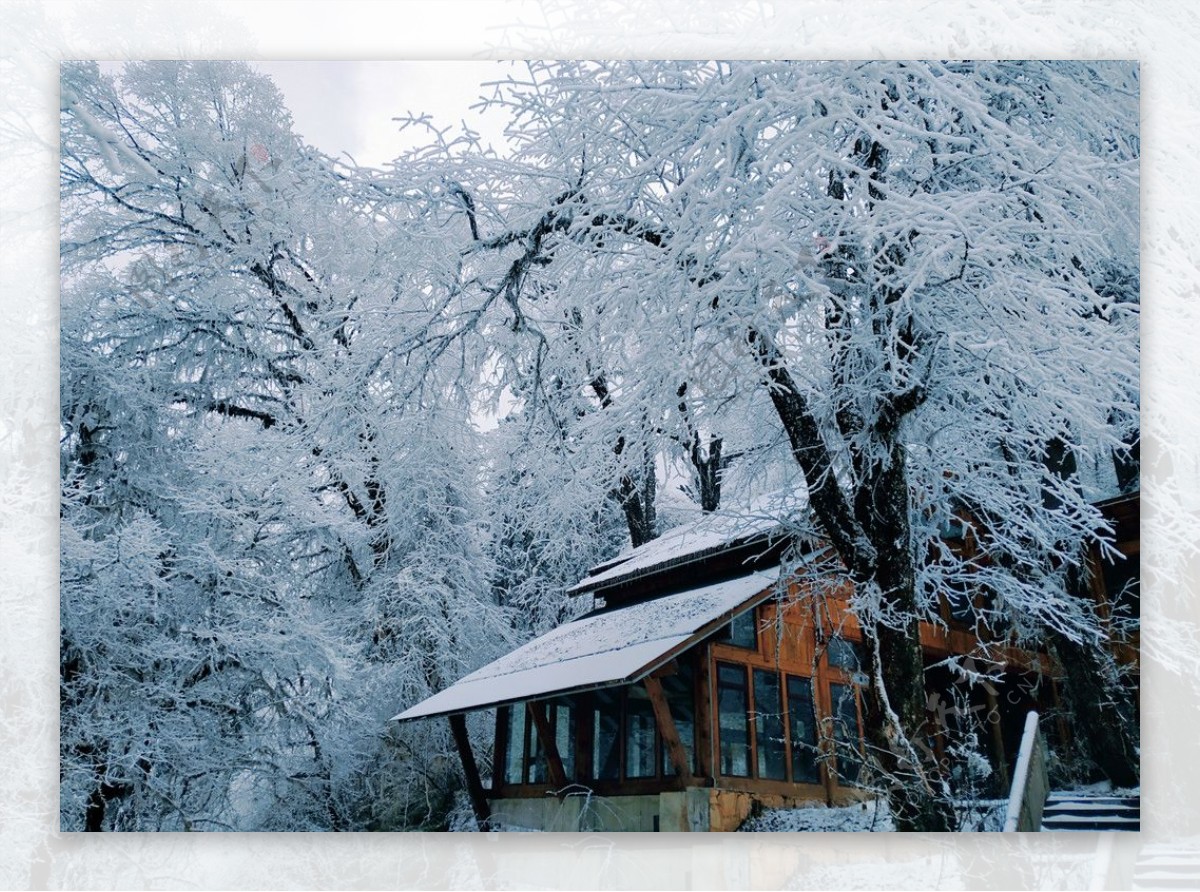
[
  {"x1": 569, "y1": 493, "x2": 810, "y2": 594},
  {"x1": 392, "y1": 570, "x2": 779, "y2": 722}
]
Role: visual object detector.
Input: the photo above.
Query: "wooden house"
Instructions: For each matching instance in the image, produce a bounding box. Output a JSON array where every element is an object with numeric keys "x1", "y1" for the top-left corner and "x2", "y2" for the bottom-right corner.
[{"x1": 393, "y1": 491, "x2": 1139, "y2": 832}]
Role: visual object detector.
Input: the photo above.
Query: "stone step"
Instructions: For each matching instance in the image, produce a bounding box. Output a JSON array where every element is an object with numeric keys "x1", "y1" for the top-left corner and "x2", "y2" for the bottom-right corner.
[
  {"x1": 1046, "y1": 806, "x2": 1137, "y2": 821},
  {"x1": 1046, "y1": 793, "x2": 1140, "y2": 807},
  {"x1": 1040, "y1": 791, "x2": 1140, "y2": 832}
]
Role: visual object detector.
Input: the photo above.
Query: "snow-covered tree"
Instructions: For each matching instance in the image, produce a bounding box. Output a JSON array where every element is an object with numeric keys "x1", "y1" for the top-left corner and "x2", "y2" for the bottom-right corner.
[
  {"x1": 390, "y1": 60, "x2": 1139, "y2": 830},
  {"x1": 59, "y1": 59, "x2": 1140, "y2": 833},
  {"x1": 59, "y1": 61, "x2": 506, "y2": 830}
]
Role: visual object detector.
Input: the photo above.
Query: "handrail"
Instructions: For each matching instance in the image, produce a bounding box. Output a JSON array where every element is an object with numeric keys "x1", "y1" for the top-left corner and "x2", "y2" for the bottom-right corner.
[{"x1": 1004, "y1": 710, "x2": 1049, "y2": 832}]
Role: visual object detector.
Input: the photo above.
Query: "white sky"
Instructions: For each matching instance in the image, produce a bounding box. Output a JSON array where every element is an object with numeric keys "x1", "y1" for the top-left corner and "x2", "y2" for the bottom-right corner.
[{"x1": 251, "y1": 61, "x2": 516, "y2": 167}]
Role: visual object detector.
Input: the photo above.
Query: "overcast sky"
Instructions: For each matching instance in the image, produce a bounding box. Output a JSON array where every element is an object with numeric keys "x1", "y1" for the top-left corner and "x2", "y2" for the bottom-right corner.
[{"x1": 252, "y1": 61, "x2": 515, "y2": 167}]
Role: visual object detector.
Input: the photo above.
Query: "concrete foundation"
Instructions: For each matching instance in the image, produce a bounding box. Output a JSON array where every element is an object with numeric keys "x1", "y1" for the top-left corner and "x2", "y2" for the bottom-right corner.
[{"x1": 490, "y1": 787, "x2": 826, "y2": 832}]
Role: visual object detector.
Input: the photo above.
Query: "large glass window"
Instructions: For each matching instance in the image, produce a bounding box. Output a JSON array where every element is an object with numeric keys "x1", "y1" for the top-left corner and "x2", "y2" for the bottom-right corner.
[
  {"x1": 786, "y1": 676, "x2": 820, "y2": 784},
  {"x1": 592, "y1": 688, "x2": 621, "y2": 781},
  {"x1": 830, "y1": 682, "x2": 863, "y2": 786},
  {"x1": 504, "y1": 705, "x2": 527, "y2": 785},
  {"x1": 717, "y1": 663, "x2": 751, "y2": 777},
  {"x1": 528, "y1": 709, "x2": 547, "y2": 784},
  {"x1": 660, "y1": 664, "x2": 696, "y2": 777},
  {"x1": 624, "y1": 686, "x2": 657, "y2": 779},
  {"x1": 754, "y1": 669, "x2": 787, "y2": 780},
  {"x1": 553, "y1": 697, "x2": 574, "y2": 781}
]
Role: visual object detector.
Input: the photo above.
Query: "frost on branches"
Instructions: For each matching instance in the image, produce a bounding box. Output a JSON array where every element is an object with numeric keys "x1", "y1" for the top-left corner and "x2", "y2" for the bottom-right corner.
[{"x1": 60, "y1": 60, "x2": 1138, "y2": 831}]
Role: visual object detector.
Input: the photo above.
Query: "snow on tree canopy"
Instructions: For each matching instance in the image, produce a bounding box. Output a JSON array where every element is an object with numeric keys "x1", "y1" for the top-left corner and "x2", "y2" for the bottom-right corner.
[{"x1": 393, "y1": 570, "x2": 778, "y2": 720}]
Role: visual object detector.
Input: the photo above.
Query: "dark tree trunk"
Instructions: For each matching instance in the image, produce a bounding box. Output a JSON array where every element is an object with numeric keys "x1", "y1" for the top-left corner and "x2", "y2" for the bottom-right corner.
[
  {"x1": 748, "y1": 326, "x2": 953, "y2": 831},
  {"x1": 856, "y1": 438, "x2": 955, "y2": 831},
  {"x1": 691, "y1": 434, "x2": 723, "y2": 513}
]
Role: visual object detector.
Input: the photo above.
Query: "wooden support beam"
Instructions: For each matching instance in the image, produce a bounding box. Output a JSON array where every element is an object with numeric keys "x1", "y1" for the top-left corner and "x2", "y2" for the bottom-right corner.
[
  {"x1": 448, "y1": 713, "x2": 491, "y2": 829},
  {"x1": 648, "y1": 658, "x2": 678, "y2": 679},
  {"x1": 527, "y1": 701, "x2": 568, "y2": 789},
  {"x1": 695, "y1": 653, "x2": 715, "y2": 780},
  {"x1": 643, "y1": 676, "x2": 693, "y2": 781}
]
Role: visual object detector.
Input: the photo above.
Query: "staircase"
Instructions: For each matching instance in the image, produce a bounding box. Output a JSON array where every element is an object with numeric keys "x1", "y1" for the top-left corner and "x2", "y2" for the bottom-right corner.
[
  {"x1": 1040, "y1": 791, "x2": 1140, "y2": 831},
  {"x1": 1132, "y1": 845, "x2": 1200, "y2": 889}
]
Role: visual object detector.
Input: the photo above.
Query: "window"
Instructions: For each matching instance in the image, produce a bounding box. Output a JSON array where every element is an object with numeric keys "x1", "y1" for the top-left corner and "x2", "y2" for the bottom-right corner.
[
  {"x1": 624, "y1": 686, "x2": 657, "y2": 779},
  {"x1": 660, "y1": 663, "x2": 696, "y2": 776},
  {"x1": 753, "y1": 669, "x2": 786, "y2": 780},
  {"x1": 717, "y1": 608, "x2": 758, "y2": 649},
  {"x1": 554, "y1": 698, "x2": 574, "y2": 781},
  {"x1": 528, "y1": 706, "x2": 547, "y2": 784},
  {"x1": 592, "y1": 688, "x2": 621, "y2": 781},
  {"x1": 826, "y1": 635, "x2": 863, "y2": 671},
  {"x1": 786, "y1": 675, "x2": 819, "y2": 784},
  {"x1": 717, "y1": 663, "x2": 826, "y2": 785},
  {"x1": 717, "y1": 662, "x2": 751, "y2": 776},
  {"x1": 830, "y1": 682, "x2": 864, "y2": 786},
  {"x1": 504, "y1": 704, "x2": 527, "y2": 784}
]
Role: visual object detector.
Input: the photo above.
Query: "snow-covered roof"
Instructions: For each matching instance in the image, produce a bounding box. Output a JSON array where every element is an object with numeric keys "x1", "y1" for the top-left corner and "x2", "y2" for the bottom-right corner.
[
  {"x1": 569, "y1": 493, "x2": 810, "y2": 594},
  {"x1": 393, "y1": 570, "x2": 779, "y2": 721}
]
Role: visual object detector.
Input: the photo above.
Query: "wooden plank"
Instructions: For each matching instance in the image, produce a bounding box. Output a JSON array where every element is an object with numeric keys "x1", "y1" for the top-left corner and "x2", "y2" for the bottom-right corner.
[
  {"x1": 695, "y1": 649, "x2": 715, "y2": 780},
  {"x1": 526, "y1": 701, "x2": 568, "y2": 789},
  {"x1": 643, "y1": 675, "x2": 692, "y2": 781},
  {"x1": 492, "y1": 705, "x2": 510, "y2": 791},
  {"x1": 448, "y1": 713, "x2": 491, "y2": 828}
]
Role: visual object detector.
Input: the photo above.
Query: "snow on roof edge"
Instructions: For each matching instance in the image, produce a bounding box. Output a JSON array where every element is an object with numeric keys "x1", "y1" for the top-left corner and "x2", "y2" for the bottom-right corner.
[
  {"x1": 393, "y1": 570, "x2": 781, "y2": 722},
  {"x1": 568, "y1": 494, "x2": 811, "y2": 594}
]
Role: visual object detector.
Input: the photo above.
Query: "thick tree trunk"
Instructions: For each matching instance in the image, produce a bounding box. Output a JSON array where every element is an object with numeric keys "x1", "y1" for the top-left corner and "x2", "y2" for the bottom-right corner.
[
  {"x1": 749, "y1": 326, "x2": 952, "y2": 831},
  {"x1": 857, "y1": 443, "x2": 955, "y2": 832},
  {"x1": 691, "y1": 434, "x2": 723, "y2": 513}
]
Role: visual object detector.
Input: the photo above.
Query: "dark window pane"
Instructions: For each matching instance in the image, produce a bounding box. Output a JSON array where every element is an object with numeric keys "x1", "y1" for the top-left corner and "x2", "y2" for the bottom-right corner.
[
  {"x1": 754, "y1": 669, "x2": 786, "y2": 780},
  {"x1": 552, "y1": 698, "x2": 574, "y2": 781},
  {"x1": 592, "y1": 689, "x2": 621, "y2": 781},
  {"x1": 717, "y1": 609, "x2": 757, "y2": 649},
  {"x1": 660, "y1": 663, "x2": 695, "y2": 777},
  {"x1": 624, "y1": 687, "x2": 657, "y2": 779},
  {"x1": 1102, "y1": 552, "x2": 1140, "y2": 621},
  {"x1": 717, "y1": 663, "x2": 751, "y2": 777},
  {"x1": 528, "y1": 704, "x2": 547, "y2": 784},
  {"x1": 505, "y1": 705, "x2": 526, "y2": 784},
  {"x1": 786, "y1": 676, "x2": 819, "y2": 784},
  {"x1": 826, "y1": 636, "x2": 863, "y2": 671},
  {"x1": 830, "y1": 682, "x2": 863, "y2": 786}
]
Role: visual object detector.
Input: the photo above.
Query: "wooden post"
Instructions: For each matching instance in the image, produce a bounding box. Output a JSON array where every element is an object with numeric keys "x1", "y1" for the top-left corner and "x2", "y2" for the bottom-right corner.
[
  {"x1": 448, "y1": 713, "x2": 491, "y2": 829},
  {"x1": 643, "y1": 676, "x2": 692, "y2": 781},
  {"x1": 527, "y1": 701, "x2": 568, "y2": 789},
  {"x1": 694, "y1": 651, "x2": 715, "y2": 781}
]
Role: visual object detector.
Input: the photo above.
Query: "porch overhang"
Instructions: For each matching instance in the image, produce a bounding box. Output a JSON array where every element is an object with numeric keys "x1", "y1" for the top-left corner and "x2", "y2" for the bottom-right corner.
[{"x1": 392, "y1": 570, "x2": 781, "y2": 722}]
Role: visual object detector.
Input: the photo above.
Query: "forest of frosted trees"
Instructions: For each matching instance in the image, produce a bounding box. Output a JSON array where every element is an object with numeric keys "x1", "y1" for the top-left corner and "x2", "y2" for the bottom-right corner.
[{"x1": 59, "y1": 60, "x2": 1139, "y2": 831}]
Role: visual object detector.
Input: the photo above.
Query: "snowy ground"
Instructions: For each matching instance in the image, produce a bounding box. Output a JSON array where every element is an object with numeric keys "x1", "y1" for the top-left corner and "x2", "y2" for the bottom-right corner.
[
  {"x1": 738, "y1": 799, "x2": 895, "y2": 832},
  {"x1": 738, "y1": 798, "x2": 1010, "y2": 832}
]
